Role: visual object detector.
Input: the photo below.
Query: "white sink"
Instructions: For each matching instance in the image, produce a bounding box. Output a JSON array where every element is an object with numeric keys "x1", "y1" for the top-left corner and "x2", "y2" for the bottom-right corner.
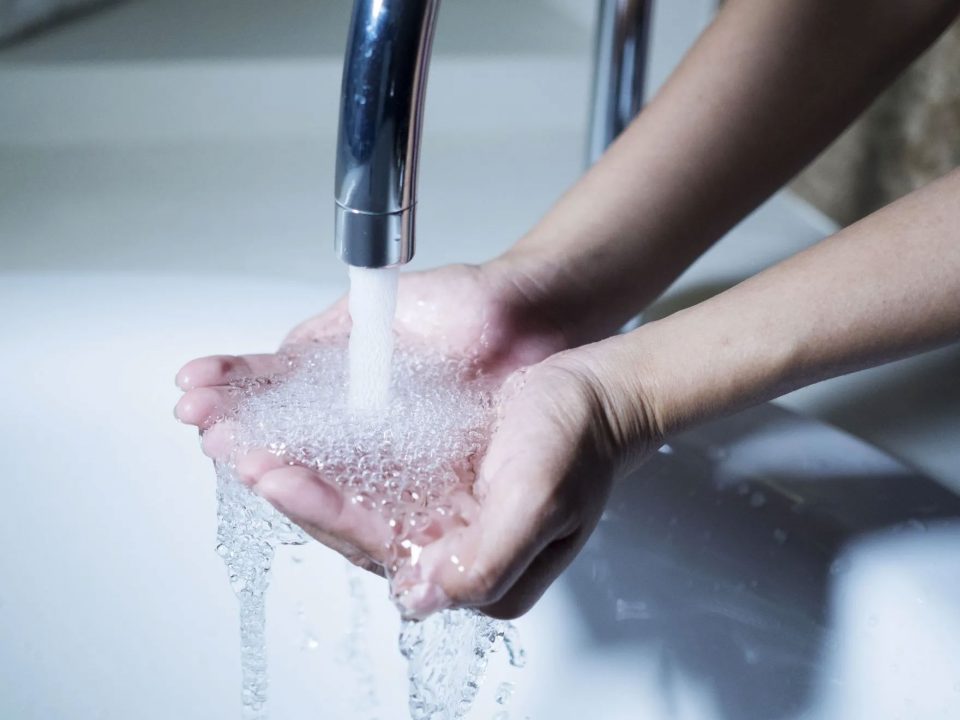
[{"x1": 1, "y1": 274, "x2": 958, "y2": 720}]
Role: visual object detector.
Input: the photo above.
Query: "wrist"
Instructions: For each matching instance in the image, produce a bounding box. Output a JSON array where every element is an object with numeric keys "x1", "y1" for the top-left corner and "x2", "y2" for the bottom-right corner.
[
  {"x1": 478, "y1": 248, "x2": 586, "y2": 348},
  {"x1": 596, "y1": 302, "x2": 799, "y2": 444},
  {"x1": 484, "y1": 239, "x2": 631, "y2": 347},
  {"x1": 539, "y1": 335, "x2": 668, "y2": 474}
]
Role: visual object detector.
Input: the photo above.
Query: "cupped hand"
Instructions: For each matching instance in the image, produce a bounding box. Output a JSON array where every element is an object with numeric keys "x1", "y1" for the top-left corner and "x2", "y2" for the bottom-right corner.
[
  {"x1": 176, "y1": 262, "x2": 658, "y2": 619},
  {"x1": 175, "y1": 261, "x2": 568, "y2": 448},
  {"x1": 389, "y1": 346, "x2": 659, "y2": 619},
  {"x1": 175, "y1": 263, "x2": 570, "y2": 574}
]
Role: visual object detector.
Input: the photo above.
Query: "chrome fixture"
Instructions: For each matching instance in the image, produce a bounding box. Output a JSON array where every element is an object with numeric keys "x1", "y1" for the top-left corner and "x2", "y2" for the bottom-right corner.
[
  {"x1": 587, "y1": 0, "x2": 653, "y2": 165},
  {"x1": 334, "y1": 0, "x2": 653, "y2": 268}
]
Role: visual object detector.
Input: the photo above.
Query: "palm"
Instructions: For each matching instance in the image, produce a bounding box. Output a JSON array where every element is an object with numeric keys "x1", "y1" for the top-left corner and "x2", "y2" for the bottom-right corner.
[
  {"x1": 175, "y1": 262, "x2": 572, "y2": 575},
  {"x1": 284, "y1": 263, "x2": 568, "y2": 379}
]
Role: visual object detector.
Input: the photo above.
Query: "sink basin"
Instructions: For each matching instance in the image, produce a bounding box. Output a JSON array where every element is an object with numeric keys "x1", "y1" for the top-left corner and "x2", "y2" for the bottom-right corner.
[{"x1": 2, "y1": 273, "x2": 958, "y2": 720}]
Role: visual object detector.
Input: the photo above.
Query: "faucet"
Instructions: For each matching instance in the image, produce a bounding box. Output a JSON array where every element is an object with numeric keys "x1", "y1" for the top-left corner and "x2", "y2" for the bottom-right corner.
[{"x1": 334, "y1": 0, "x2": 653, "y2": 269}]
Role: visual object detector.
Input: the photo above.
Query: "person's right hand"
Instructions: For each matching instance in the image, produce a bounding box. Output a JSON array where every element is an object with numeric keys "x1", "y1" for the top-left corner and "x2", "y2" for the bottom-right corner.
[
  {"x1": 214, "y1": 330, "x2": 661, "y2": 621},
  {"x1": 386, "y1": 340, "x2": 660, "y2": 619}
]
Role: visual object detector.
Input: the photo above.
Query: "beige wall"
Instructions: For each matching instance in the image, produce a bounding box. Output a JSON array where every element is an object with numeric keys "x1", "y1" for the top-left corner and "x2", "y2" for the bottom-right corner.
[{"x1": 792, "y1": 21, "x2": 960, "y2": 226}]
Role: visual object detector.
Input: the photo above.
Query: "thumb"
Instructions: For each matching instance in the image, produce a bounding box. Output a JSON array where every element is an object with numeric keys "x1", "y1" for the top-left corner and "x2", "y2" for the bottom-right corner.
[{"x1": 394, "y1": 364, "x2": 595, "y2": 618}]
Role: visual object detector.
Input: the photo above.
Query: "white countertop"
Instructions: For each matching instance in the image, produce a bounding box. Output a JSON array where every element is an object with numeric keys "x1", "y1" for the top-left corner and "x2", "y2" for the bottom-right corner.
[{"x1": 0, "y1": 0, "x2": 956, "y2": 490}]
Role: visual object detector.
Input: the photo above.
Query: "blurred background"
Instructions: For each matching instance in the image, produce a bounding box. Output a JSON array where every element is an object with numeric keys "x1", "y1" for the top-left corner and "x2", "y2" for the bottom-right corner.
[
  {"x1": 1, "y1": 0, "x2": 957, "y2": 488},
  {"x1": 2, "y1": 3, "x2": 960, "y2": 720}
]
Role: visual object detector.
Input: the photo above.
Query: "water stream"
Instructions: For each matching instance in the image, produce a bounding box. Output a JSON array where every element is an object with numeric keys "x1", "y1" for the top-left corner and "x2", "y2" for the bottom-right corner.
[{"x1": 212, "y1": 267, "x2": 524, "y2": 718}]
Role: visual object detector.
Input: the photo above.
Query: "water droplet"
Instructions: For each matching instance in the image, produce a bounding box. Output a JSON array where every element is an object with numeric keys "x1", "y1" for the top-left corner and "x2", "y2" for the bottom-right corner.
[
  {"x1": 495, "y1": 681, "x2": 515, "y2": 705},
  {"x1": 211, "y1": 322, "x2": 507, "y2": 718},
  {"x1": 351, "y1": 492, "x2": 375, "y2": 510},
  {"x1": 230, "y1": 575, "x2": 248, "y2": 593},
  {"x1": 749, "y1": 492, "x2": 767, "y2": 508},
  {"x1": 773, "y1": 528, "x2": 788, "y2": 544},
  {"x1": 502, "y1": 624, "x2": 527, "y2": 668}
]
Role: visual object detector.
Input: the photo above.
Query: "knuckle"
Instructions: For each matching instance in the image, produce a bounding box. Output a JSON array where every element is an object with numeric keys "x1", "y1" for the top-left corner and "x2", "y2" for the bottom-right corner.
[
  {"x1": 452, "y1": 561, "x2": 502, "y2": 607},
  {"x1": 214, "y1": 356, "x2": 235, "y2": 375}
]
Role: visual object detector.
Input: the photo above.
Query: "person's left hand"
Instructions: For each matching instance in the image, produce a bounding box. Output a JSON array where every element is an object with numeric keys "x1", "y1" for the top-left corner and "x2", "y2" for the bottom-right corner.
[
  {"x1": 175, "y1": 264, "x2": 659, "y2": 620},
  {"x1": 174, "y1": 261, "x2": 575, "y2": 583}
]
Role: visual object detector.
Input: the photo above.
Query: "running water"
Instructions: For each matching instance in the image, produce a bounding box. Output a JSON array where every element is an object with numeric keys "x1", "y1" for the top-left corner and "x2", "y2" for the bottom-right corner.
[
  {"x1": 216, "y1": 457, "x2": 308, "y2": 720},
  {"x1": 212, "y1": 267, "x2": 525, "y2": 718},
  {"x1": 343, "y1": 565, "x2": 381, "y2": 719},
  {"x1": 348, "y1": 266, "x2": 399, "y2": 411}
]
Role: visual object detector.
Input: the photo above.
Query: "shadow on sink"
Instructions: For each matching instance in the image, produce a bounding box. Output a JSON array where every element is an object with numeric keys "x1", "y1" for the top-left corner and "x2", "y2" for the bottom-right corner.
[{"x1": 561, "y1": 403, "x2": 960, "y2": 720}]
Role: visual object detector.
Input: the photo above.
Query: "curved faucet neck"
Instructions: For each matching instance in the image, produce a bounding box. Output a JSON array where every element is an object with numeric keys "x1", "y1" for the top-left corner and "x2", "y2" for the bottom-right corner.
[{"x1": 334, "y1": 0, "x2": 441, "y2": 268}]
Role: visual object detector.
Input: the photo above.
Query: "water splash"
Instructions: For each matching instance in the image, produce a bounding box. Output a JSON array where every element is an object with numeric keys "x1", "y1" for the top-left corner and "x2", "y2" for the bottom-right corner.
[
  {"x1": 495, "y1": 681, "x2": 515, "y2": 705},
  {"x1": 215, "y1": 463, "x2": 308, "y2": 719},
  {"x1": 344, "y1": 565, "x2": 382, "y2": 719},
  {"x1": 400, "y1": 611, "x2": 522, "y2": 719},
  {"x1": 212, "y1": 338, "x2": 521, "y2": 718},
  {"x1": 501, "y1": 624, "x2": 527, "y2": 669}
]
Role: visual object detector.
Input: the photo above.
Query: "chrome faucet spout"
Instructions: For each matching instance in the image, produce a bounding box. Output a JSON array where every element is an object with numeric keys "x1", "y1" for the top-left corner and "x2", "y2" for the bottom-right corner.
[
  {"x1": 334, "y1": 0, "x2": 441, "y2": 268},
  {"x1": 334, "y1": 0, "x2": 653, "y2": 267},
  {"x1": 588, "y1": 0, "x2": 653, "y2": 166}
]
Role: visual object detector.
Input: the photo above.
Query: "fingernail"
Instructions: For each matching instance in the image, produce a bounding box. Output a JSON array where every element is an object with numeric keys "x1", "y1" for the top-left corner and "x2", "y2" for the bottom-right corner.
[
  {"x1": 397, "y1": 582, "x2": 450, "y2": 620},
  {"x1": 389, "y1": 562, "x2": 423, "y2": 598}
]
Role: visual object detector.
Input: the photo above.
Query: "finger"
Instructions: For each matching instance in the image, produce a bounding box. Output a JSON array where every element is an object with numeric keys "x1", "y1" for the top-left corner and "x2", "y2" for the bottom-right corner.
[
  {"x1": 254, "y1": 466, "x2": 393, "y2": 565},
  {"x1": 478, "y1": 530, "x2": 584, "y2": 620},
  {"x1": 392, "y1": 366, "x2": 593, "y2": 619},
  {"x1": 175, "y1": 354, "x2": 286, "y2": 390},
  {"x1": 235, "y1": 448, "x2": 289, "y2": 486},
  {"x1": 393, "y1": 430, "x2": 578, "y2": 616},
  {"x1": 396, "y1": 486, "x2": 479, "y2": 547},
  {"x1": 175, "y1": 386, "x2": 238, "y2": 429},
  {"x1": 393, "y1": 484, "x2": 564, "y2": 619},
  {"x1": 200, "y1": 420, "x2": 238, "y2": 460},
  {"x1": 234, "y1": 452, "x2": 383, "y2": 575}
]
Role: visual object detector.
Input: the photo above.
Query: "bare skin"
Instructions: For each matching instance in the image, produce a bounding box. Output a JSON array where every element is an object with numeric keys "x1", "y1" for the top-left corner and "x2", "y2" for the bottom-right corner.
[
  {"x1": 175, "y1": 264, "x2": 575, "y2": 617},
  {"x1": 177, "y1": 0, "x2": 960, "y2": 619}
]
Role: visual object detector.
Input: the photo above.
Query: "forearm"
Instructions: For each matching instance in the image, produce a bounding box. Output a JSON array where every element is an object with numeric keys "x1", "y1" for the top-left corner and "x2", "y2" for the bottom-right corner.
[
  {"x1": 592, "y1": 168, "x2": 960, "y2": 448},
  {"x1": 496, "y1": 0, "x2": 960, "y2": 344}
]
